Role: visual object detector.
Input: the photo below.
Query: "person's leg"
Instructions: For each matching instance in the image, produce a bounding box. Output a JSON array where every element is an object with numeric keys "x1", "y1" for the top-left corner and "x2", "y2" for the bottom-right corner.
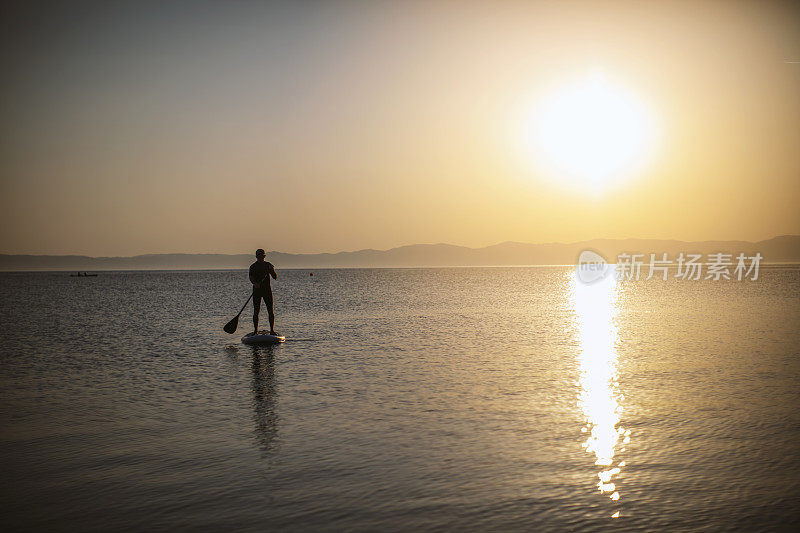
[
  {"x1": 252, "y1": 291, "x2": 262, "y2": 334},
  {"x1": 266, "y1": 290, "x2": 276, "y2": 335}
]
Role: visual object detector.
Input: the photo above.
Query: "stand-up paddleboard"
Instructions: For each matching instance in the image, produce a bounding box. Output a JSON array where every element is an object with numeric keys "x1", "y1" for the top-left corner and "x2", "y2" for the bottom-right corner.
[{"x1": 242, "y1": 331, "x2": 285, "y2": 345}]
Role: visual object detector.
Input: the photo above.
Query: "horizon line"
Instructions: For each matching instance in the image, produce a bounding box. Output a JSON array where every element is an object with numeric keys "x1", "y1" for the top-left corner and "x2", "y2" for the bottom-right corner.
[{"x1": 1, "y1": 234, "x2": 798, "y2": 259}]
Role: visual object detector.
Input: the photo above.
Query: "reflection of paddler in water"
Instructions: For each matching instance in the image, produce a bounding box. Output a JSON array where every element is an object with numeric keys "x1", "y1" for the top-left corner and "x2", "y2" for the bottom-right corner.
[{"x1": 250, "y1": 347, "x2": 279, "y2": 454}]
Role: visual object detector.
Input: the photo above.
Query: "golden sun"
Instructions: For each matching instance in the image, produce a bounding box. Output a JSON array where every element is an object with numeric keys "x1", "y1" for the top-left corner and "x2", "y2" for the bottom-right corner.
[{"x1": 523, "y1": 72, "x2": 657, "y2": 192}]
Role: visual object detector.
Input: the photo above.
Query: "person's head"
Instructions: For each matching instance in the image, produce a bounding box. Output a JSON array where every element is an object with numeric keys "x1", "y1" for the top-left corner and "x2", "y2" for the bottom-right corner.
[{"x1": 255, "y1": 249, "x2": 265, "y2": 260}]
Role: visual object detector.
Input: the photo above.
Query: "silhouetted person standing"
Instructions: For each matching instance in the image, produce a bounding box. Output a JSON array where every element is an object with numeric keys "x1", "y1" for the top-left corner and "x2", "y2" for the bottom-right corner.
[{"x1": 249, "y1": 249, "x2": 277, "y2": 335}]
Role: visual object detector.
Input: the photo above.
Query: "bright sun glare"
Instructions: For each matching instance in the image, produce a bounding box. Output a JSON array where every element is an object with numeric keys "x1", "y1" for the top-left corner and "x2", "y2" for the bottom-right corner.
[{"x1": 524, "y1": 71, "x2": 657, "y2": 192}]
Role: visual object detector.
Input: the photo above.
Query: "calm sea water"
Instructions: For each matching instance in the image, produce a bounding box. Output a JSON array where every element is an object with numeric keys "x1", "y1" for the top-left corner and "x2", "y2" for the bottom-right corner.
[{"x1": 1, "y1": 267, "x2": 799, "y2": 531}]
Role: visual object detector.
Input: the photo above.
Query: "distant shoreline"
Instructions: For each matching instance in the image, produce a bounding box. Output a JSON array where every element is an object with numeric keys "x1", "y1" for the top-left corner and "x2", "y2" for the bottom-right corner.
[
  {"x1": 2, "y1": 236, "x2": 798, "y2": 271},
  {"x1": 2, "y1": 264, "x2": 800, "y2": 275}
]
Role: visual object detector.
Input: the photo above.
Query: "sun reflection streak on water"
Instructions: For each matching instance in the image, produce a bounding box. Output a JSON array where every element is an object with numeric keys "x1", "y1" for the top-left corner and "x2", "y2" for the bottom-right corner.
[{"x1": 571, "y1": 270, "x2": 626, "y2": 516}]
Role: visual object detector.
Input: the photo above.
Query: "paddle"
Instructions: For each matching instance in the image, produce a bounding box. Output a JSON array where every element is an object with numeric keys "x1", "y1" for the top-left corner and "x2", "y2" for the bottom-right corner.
[
  {"x1": 223, "y1": 270, "x2": 272, "y2": 334},
  {"x1": 223, "y1": 293, "x2": 254, "y2": 334}
]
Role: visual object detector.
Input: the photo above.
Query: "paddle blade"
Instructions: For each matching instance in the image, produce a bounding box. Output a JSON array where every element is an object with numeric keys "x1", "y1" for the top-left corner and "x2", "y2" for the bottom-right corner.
[{"x1": 223, "y1": 315, "x2": 239, "y2": 334}]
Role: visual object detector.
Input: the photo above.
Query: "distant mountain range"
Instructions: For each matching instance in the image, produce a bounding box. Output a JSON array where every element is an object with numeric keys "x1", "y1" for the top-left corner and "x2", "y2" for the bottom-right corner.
[{"x1": 1, "y1": 235, "x2": 798, "y2": 271}]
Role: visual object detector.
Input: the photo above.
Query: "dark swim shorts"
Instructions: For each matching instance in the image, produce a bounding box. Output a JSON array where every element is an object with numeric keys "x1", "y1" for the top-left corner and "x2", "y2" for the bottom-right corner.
[{"x1": 253, "y1": 289, "x2": 273, "y2": 313}]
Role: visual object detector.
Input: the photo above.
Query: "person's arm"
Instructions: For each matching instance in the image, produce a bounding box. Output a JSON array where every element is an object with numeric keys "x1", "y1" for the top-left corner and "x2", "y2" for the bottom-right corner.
[
  {"x1": 249, "y1": 266, "x2": 260, "y2": 288},
  {"x1": 269, "y1": 262, "x2": 277, "y2": 280}
]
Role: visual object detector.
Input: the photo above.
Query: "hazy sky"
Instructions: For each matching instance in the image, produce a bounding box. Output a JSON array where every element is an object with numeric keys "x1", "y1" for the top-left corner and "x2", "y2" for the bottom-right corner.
[{"x1": 1, "y1": 0, "x2": 798, "y2": 255}]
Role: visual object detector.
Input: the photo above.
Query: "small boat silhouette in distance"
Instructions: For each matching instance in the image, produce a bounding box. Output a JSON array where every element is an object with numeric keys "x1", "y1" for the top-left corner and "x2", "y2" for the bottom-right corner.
[{"x1": 70, "y1": 272, "x2": 98, "y2": 277}]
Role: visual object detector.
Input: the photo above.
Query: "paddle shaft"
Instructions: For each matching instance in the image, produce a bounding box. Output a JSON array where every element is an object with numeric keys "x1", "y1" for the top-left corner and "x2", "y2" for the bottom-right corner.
[{"x1": 235, "y1": 293, "x2": 254, "y2": 318}]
